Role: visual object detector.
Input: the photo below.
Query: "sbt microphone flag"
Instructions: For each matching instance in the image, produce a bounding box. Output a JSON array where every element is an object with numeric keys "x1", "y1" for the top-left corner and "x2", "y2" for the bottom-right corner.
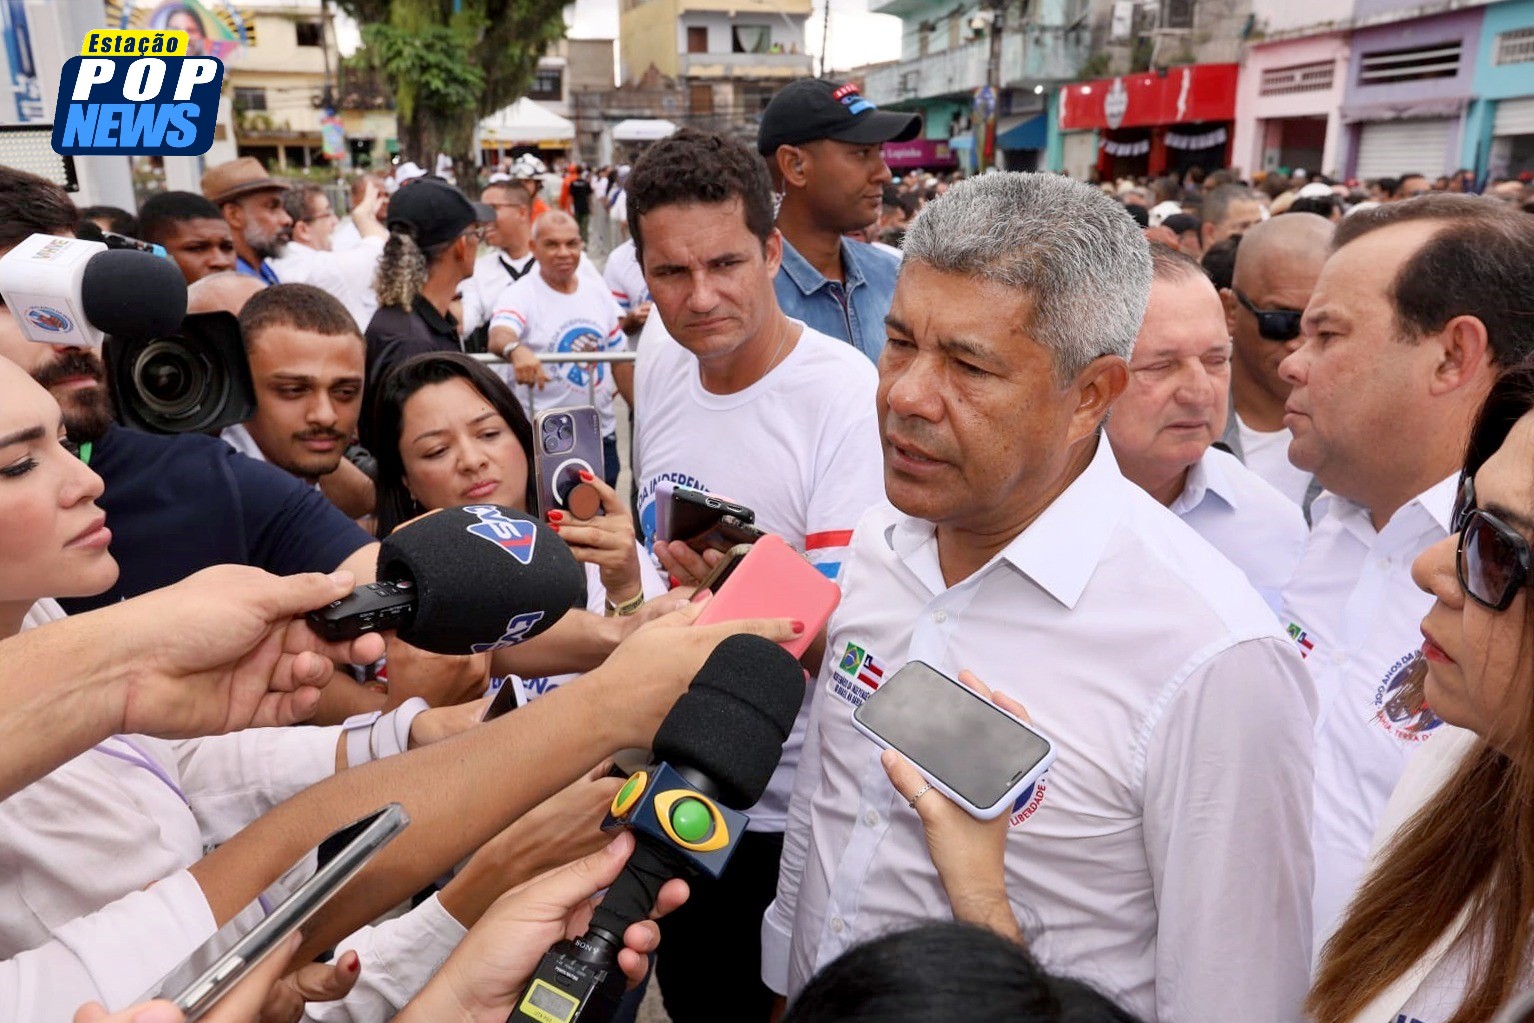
[{"x1": 53, "y1": 31, "x2": 223, "y2": 156}]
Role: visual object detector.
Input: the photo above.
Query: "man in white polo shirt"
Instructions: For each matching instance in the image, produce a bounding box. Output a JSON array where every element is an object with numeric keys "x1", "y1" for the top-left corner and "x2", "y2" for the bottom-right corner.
[
  {"x1": 627, "y1": 128, "x2": 885, "y2": 1023},
  {"x1": 1279, "y1": 195, "x2": 1534, "y2": 949},
  {"x1": 764, "y1": 172, "x2": 1316, "y2": 1023},
  {"x1": 487, "y1": 211, "x2": 625, "y2": 486},
  {"x1": 1107, "y1": 242, "x2": 1305, "y2": 611}
]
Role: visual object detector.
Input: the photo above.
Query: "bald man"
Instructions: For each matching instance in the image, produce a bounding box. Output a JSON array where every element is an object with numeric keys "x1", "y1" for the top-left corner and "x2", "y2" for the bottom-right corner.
[
  {"x1": 487, "y1": 210, "x2": 626, "y2": 485},
  {"x1": 1219, "y1": 212, "x2": 1333, "y2": 507},
  {"x1": 187, "y1": 270, "x2": 267, "y2": 316}
]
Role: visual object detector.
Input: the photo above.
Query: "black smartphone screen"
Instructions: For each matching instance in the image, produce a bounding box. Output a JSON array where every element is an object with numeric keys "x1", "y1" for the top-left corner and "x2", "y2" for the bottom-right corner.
[{"x1": 855, "y1": 662, "x2": 1051, "y2": 808}]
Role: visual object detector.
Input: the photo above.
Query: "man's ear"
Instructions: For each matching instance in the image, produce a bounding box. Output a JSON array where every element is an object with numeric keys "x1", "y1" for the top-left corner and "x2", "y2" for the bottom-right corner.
[
  {"x1": 1067, "y1": 354, "x2": 1129, "y2": 445},
  {"x1": 776, "y1": 145, "x2": 809, "y2": 190},
  {"x1": 1429, "y1": 314, "x2": 1494, "y2": 397},
  {"x1": 1219, "y1": 287, "x2": 1238, "y2": 335}
]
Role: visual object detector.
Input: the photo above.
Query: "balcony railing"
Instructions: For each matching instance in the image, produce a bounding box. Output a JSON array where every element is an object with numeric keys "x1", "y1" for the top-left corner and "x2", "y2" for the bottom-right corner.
[
  {"x1": 680, "y1": 52, "x2": 814, "y2": 77},
  {"x1": 863, "y1": 31, "x2": 1083, "y2": 104}
]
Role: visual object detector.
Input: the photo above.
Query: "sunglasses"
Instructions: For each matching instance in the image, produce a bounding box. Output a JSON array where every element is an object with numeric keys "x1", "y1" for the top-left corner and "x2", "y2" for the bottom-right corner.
[
  {"x1": 1454, "y1": 475, "x2": 1534, "y2": 611},
  {"x1": 1233, "y1": 289, "x2": 1303, "y2": 342}
]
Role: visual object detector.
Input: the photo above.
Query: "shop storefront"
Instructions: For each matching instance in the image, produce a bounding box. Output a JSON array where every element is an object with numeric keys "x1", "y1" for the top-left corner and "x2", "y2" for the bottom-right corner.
[
  {"x1": 1463, "y1": 0, "x2": 1534, "y2": 179},
  {"x1": 1341, "y1": 7, "x2": 1483, "y2": 180},
  {"x1": 1232, "y1": 33, "x2": 1349, "y2": 178},
  {"x1": 882, "y1": 138, "x2": 959, "y2": 173},
  {"x1": 1058, "y1": 64, "x2": 1238, "y2": 180}
]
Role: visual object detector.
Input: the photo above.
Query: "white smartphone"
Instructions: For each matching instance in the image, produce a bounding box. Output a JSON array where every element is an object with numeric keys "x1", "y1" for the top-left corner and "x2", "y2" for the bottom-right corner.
[
  {"x1": 167, "y1": 803, "x2": 410, "y2": 1021},
  {"x1": 852, "y1": 661, "x2": 1055, "y2": 820}
]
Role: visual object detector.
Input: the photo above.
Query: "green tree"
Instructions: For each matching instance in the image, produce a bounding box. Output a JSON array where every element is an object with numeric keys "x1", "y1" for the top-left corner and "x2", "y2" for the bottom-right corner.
[{"x1": 336, "y1": 0, "x2": 568, "y2": 173}]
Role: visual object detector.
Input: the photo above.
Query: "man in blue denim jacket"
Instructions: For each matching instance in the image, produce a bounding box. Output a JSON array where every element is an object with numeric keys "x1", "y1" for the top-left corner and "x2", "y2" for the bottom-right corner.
[{"x1": 758, "y1": 79, "x2": 920, "y2": 363}]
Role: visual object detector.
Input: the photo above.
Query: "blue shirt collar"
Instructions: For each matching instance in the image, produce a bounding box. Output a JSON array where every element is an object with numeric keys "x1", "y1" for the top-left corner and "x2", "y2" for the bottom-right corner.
[
  {"x1": 236, "y1": 255, "x2": 279, "y2": 285},
  {"x1": 778, "y1": 235, "x2": 869, "y2": 297}
]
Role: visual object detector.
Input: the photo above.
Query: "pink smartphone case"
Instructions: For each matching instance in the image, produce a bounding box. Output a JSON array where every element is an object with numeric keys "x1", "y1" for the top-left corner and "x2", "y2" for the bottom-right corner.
[{"x1": 691, "y1": 534, "x2": 841, "y2": 658}]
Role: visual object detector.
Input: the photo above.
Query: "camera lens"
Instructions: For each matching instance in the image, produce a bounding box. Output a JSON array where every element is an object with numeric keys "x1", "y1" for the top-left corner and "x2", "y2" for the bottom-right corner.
[
  {"x1": 127, "y1": 336, "x2": 225, "y2": 430},
  {"x1": 540, "y1": 414, "x2": 575, "y2": 455}
]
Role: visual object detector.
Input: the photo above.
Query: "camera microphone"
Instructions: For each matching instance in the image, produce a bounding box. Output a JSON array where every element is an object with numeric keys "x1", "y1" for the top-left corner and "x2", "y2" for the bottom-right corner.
[
  {"x1": 0, "y1": 233, "x2": 186, "y2": 347},
  {"x1": 508, "y1": 634, "x2": 806, "y2": 1023},
  {"x1": 307, "y1": 504, "x2": 587, "y2": 655}
]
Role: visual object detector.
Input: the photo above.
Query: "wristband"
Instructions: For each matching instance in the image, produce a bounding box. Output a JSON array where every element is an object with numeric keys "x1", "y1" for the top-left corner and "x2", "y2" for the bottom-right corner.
[
  {"x1": 369, "y1": 697, "x2": 431, "y2": 760},
  {"x1": 604, "y1": 589, "x2": 646, "y2": 618},
  {"x1": 341, "y1": 710, "x2": 383, "y2": 769}
]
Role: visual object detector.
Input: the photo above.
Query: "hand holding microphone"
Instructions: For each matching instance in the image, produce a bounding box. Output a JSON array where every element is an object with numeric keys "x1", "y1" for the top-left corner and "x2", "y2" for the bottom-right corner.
[
  {"x1": 508, "y1": 634, "x2": 807, "y2": 1023},
  {"x1": 308, "y1": 506, "x2": 586, "y2": 655}
]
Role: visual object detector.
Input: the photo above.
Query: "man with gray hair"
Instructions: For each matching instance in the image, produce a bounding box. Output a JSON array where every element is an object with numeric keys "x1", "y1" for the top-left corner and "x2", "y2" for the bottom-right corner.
[{"x1": 763, "y1": 172, "x2": 1315, "y2": 1023}]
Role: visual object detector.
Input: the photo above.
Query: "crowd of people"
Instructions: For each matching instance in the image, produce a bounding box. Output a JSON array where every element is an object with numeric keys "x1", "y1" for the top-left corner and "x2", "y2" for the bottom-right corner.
[{"x1": 5, "y1": 71, "x2": 1534, "y2": 1023}]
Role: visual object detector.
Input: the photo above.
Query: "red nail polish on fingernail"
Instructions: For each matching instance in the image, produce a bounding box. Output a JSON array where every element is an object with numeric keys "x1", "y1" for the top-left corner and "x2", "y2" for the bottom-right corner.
[
  {"x1": 549, "y1": 523, "x2": 561, "y2": 532},
  {"x1": 792, "y1": 620, "x2": 806, "y2": 634},
  {"x1": 347, "y1": 956, "x2": 360, "y2": 974},
  {"x1": 579, "y1": 470, "x2": 594, "y2": 481},
  {"x1": 547, "y1": 510, "x2": 563, "y2": 521}
]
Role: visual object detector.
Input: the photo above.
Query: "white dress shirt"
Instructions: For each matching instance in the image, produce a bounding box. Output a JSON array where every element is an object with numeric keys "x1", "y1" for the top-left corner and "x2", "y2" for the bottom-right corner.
[
  {"x1": 1168, "y1": 445, "x2": 1307, "y2": 613},
  {"x1": 1281, "y1": 475, "x2": 1455, "y2": 949},
  {"x1": 1235, "y1": 412, "x2": 1314, "y2": 507},
  {"x1": 268, "y1": 238, "x2": 384, "y2": 333},
  {"x1": 764, "y1": 438, "x2": 1317, "y2": 1023}
]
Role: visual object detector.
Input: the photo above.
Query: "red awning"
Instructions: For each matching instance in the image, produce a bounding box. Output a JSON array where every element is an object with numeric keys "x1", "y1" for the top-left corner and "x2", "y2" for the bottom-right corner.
[{"x1": 1058, "y1": 64, "x2": 1238, "y2": 131}]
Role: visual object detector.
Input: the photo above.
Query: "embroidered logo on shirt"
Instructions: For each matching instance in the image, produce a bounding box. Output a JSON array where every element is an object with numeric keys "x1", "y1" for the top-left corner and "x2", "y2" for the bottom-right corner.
[
  {"x1": 1373, "y1": 650, "x2": 1442, "y2": 744},
  {"x1": 1285, "y1": 621, "x2": 1316, "y2": 660},
  {"x1": 829, "y1": 642, "x2": 886, "y2": 706},
  {"x1": 1007, "y1": 776, "x2": 1048, "y2": 828}
]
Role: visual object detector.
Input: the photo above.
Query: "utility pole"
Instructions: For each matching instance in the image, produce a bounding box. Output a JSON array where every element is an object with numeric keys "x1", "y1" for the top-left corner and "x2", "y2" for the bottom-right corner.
[
  {"x1": 820, "y1": 0, "x2": 832, "y2": 77},
  {"x1": 977, "y1": 0, "x2": 1005, "y2": 171}
]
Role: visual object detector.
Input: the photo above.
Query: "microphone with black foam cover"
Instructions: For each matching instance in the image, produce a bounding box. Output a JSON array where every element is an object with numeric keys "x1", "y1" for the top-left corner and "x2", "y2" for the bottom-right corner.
[
  {"x1": 82, "y1": 247, "x2": 189, "y2": 342},
  {"x1": 307, "y1": 504, "x2": 586, "y2": 655},
  {"x1": 507, "y1": 634, "x2": 806, "y2": 1023}
]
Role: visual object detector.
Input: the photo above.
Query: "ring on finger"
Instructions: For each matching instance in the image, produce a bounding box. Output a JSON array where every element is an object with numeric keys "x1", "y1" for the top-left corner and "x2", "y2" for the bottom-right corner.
[{"x1": 908, "y1": 783, "x2": 933, "y2": 809}]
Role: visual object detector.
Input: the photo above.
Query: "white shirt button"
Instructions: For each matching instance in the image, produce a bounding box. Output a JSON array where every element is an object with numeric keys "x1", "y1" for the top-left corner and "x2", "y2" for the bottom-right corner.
[
  {"x1": 864, "y1": 810, "x2": 880, "y2": 827},
  {"x1": 933, "y1": 609, "x2": 949, "y2": 624},
  {"x1": 1376, "y1": 557, "x2": 1390, "y2": 570},
  {"x1": 830, "y1": 917, "x2": 846, "y2": 934}
]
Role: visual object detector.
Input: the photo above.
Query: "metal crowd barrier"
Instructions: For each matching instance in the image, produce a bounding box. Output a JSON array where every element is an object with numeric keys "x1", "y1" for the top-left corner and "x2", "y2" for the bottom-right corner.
[{"x1": 470, "y1": 350, "x2": 638, "y2": 411}]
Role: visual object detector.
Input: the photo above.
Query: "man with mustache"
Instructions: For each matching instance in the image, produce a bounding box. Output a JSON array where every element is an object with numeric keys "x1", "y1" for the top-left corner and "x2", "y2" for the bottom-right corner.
[
  {"x1": 758, "y1": 78, "x2": 920, "y2": 362},
  {"x1": 221, "y1": 284, "x2": 366, "y2": 489}
]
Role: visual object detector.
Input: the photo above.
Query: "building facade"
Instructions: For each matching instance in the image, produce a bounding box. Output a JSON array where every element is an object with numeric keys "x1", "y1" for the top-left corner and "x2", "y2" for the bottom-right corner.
[
  {"x1": 857, "y1": 0, "x2": 1091, "y2": 171},
  {"x1": 1464, "y1": 0, "x2": 1534, "y2": 179},
  {"x1": 226, "y1": 3, "x2": 330, "y2": 169},
  {"x1": 1057, "y1": 62, "x2": 1240, "y2": 180},
  {"x1": 1340, "y1": 5, "x2": 1485, "y2": 179},
  {"x1": 618, "y1": 0, "x2": 813, "y2": 130}
]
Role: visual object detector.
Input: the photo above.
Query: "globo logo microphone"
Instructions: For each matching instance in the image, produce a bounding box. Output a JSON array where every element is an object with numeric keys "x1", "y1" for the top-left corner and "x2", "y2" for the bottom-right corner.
[{"x1": 52, "y1": 31, "x2": 223, "y2": 156}]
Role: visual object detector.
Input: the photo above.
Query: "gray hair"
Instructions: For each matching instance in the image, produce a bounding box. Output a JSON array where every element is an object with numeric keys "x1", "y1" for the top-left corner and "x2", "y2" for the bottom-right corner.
[{"x1": 901, "y1": 172, "x2": 1151, "y2": 381}]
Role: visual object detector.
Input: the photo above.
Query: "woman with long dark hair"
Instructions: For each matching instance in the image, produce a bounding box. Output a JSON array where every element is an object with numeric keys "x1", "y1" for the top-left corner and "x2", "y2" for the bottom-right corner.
[
  {"x1": 1308, "y1": 360, "x2": 1534, "y2": 1022},
  {"x1": 370, "y1": 352, "x2": 668, "y2": 698}
]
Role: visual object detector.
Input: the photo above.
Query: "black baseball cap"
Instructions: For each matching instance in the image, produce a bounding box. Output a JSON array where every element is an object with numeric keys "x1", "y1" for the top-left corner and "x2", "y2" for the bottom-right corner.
[
  {"x1": 757, "y1": 78, "x2": 922, "y2": 155},
  {"x1": 386, "y1": 178, "x2": 493, "y2": 249}
]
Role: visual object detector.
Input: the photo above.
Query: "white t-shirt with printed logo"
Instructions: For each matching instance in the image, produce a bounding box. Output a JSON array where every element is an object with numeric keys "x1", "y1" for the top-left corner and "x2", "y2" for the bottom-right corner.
[
  {"x1": 634, "y1": 316, "x2": 885, "y2": 831},
  {"x1": 489, "y1": 272, "x2": 625, "y2": 437},
  {"x1": 602, "y1": 239, "x2": 648, "y2": 316}
]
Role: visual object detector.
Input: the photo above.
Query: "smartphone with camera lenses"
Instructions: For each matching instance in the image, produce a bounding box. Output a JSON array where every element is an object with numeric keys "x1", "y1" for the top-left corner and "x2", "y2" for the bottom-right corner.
[{"x1": 533, "y1": 406, "x2": 606, "y2": 520}]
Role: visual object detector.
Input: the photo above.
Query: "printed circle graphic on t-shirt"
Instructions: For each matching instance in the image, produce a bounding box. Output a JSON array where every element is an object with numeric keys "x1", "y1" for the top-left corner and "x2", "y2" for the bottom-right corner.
[
  {"x1": 1008, "y1": 776, "x2": 1048, "y2": 828},
  {"x1": 555, "y1": 321, "x2": 608, "y2": 387},
  {"x1": 1372, "y1": 651, "x2": 1442, "y2": 744}
]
